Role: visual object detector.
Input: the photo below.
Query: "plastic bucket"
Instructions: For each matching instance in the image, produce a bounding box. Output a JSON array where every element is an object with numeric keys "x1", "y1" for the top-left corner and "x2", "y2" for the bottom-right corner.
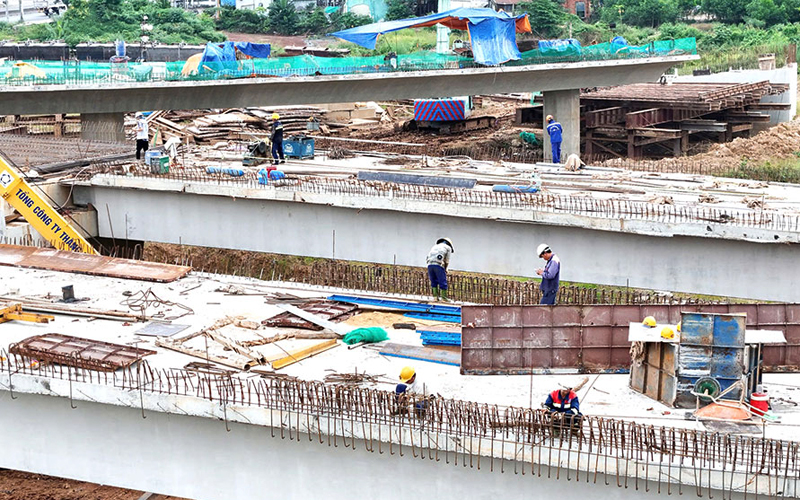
[{"x1": 750, "y1": 392, "x2": 769, "y2": 416}]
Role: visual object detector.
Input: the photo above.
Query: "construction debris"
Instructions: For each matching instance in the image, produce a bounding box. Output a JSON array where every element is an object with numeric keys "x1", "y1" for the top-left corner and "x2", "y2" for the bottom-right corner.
[{"x1": 263, "y1": 300, "x2": 356, "y2": 331}]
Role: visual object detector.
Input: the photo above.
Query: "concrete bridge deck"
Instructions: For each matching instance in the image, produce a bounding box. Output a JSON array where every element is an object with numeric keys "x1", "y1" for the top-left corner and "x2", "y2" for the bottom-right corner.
[
  {"x1": 0, "y1": 266, "x2": 797, "y2": 500},
  {"x1": 70, "y1": 162, "x2": 800, "y2": 302}
]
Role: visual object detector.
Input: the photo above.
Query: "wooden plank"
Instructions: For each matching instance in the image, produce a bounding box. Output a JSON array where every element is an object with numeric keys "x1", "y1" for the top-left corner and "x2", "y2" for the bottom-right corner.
[
  {"x1": 271, "y1": 339, "x2": 339, "y2": 369},
  {"x1": 379, "y1": 342, "x2": 460, "y2": 366},
  {"x1": 275, "y1": 303, "x2": 351, "y2": 337},
  {"x1": 155, "y1": 337, "x2": 256, "y2": 371}
]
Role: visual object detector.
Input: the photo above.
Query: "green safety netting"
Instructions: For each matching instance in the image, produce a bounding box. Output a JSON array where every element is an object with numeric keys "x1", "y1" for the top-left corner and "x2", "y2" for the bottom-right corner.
[{"x1": 0, "y1": 37, "x2": 696, "y2": 85}]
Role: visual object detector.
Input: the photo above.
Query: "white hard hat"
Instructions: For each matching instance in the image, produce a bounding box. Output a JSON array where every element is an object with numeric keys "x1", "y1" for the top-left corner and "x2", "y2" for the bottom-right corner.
[
  {"x1": 437, "y1": 237, "x2": 454, "y2": 252},
  {"x1": 135, "y1": 112, "x2": 143, "y2": 118},
  {"x1": 536, "y1": 243, "x2": 550, "y2": 257}
]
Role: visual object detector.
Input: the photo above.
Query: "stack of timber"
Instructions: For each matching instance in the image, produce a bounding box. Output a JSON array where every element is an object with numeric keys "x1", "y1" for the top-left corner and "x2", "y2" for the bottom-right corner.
[
  {"x1": 580, "y1": 81, "x2": 789, "y2": 160},
  {"x1": 146, "y1": 106, "x2": 328, "y2": 143}
]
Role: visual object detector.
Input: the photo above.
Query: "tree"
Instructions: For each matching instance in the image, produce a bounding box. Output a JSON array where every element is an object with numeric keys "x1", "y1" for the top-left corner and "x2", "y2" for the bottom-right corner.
[
  {"x1": 599, "y1": 0, "x2": 679, "y2": 26},
  {"x1": 327, "y1": 11, "x2": 372, "y2": 32},
  {"x1": 298, "y1": 6, "x2": 328, "y2": 33},
  {"x1": 745, "y1": 0, "x2": 785, "y2": 25},
  {"x1": 700, "y1": 0, "x2": 747, "y2": 22},
  {"x1": 386, "y1": 0, "x2": 413, "y2": 20},
  {"x1": 268, "y1": 0, "x2": 299, "y2": 35},
  {"x1": 518, "y1": 0, "x2": 566, "y2": 38}
]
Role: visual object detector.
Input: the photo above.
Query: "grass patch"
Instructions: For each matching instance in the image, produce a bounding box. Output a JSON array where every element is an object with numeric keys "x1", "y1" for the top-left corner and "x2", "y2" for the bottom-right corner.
[{"x1": 722, "y1": 157, "x2": 800, "y2": 184}]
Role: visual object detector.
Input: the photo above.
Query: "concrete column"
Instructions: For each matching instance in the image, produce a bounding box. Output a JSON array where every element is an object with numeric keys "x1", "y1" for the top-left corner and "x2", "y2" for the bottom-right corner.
[
  {"x1": 543, "y1": 89, "x2": 580, "y2": 163},
  {"x1": 81, "y1": 112, "x2": 126, "y2": 143}
]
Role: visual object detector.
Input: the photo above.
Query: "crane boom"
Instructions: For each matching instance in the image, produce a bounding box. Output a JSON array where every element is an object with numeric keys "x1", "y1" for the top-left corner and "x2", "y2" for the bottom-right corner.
[{"x1": 0, "y1": 157, "x2": 96, "y2": 254}]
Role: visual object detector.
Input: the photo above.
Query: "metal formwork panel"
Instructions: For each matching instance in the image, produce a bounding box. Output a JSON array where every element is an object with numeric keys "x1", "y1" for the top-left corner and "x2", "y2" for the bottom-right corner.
[{"x1": 461, "y1": 304, "x2": 800, "y2": 375}]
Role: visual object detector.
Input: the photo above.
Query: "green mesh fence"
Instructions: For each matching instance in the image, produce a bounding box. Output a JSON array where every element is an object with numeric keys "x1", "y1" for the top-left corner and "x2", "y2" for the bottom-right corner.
[{"x1": 0, "y1": 37, "x2": 696, "y2": 86}]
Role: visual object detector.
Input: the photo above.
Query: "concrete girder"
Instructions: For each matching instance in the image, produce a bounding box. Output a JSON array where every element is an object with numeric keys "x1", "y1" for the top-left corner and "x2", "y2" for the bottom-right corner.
[{"x1": 0, "y1": 56, "x2": 697, "y2": 115}]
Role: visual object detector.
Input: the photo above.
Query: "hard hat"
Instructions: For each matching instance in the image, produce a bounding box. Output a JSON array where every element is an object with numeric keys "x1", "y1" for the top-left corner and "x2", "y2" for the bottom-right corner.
[
  {"x1": 642, "y1": 316, "x2": 657, "y2": 328},
  {"x1": 135, "y1": 112, "x2": 143, "y2": 118},
  {"x1": 272, "y1": 113, "x2": 280, "y2": 120},
  {"x1": 437, "y1": 237, "x2": 454, "y2": 252},
  {"x1": 660, "y1": 327, "x2": 675, "y2": 340},
  {"x1": 536, "y1": 243, "x2": 551, "y2": 257},
  {"x1": 546, "y1": 114, "x2": 554, "y2": 122},
  {"x1": 399, "y1": 366, "x2": 415, "y2": 383},
  {"x1": 676, "y1": 322, "x2": 681, "y2": 332}
]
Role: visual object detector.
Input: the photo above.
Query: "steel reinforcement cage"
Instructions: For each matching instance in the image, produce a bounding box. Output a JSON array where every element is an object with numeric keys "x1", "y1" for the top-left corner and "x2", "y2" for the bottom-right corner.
[
  {"x1": 85, "y1": 171, "x2": 800, "y2": 233},
  {"x1": 0, "y1": 350, "x2": 798, "y2": 498}
]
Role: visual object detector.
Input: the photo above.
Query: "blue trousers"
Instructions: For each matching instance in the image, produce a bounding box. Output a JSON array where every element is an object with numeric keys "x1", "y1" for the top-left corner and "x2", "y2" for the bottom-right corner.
[
  {"x1": 551, "y1": 141, "x2": 562, "y2": 164},
  {"x1": 427, "y1": 265, "x2": 447, "y2": 290},
  {"x1": 271, "y1": 139, "x2": 284, "y2": 163},
  {"x1": 540, "y1": 288, "x2": 558, "y2": 305}
]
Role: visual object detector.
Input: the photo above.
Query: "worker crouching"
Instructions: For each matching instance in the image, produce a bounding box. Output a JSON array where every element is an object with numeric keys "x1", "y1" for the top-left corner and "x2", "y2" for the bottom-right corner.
[
  {"x1": 544, "y1": 387, "x2": 583, "y2": 436},
  {"x1": 395, "y1": 366, "x2": 428, "y2": 418}
]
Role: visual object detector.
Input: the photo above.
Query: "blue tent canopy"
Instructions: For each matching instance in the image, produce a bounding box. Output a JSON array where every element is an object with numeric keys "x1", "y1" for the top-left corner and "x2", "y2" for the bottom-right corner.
[{"x1": 330, "y1": 8, "x2": 530, "y2": 66}]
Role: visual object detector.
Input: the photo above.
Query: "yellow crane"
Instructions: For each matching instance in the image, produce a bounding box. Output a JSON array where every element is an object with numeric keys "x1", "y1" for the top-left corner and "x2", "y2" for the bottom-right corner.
[{"x1": 0, "y1": 156, "x2": 96, "y2": 255}]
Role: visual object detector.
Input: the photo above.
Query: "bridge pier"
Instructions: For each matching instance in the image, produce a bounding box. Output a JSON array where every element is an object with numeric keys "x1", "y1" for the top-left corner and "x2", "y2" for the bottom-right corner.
[
  {"x1": 81, "y1": 112, "x2": 126, "y2": 143},
  {"x1": 543, "y1": 89, "x2": 580, "y2": 163}
]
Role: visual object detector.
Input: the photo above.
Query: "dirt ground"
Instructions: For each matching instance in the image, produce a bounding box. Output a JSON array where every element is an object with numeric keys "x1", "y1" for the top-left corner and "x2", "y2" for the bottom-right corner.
[{"x1": 0, "y1": 470, "x2": 188, "y2": 500}]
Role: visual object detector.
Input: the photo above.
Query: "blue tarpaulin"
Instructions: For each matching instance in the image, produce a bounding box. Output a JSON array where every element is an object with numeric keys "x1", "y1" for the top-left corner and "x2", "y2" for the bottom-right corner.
[
  {"x1": 330, "y1": 7, "x2": 530, "y2": 66},
  {"x1": 200, "y1": 41, "x2": 271, "y2": 64}
]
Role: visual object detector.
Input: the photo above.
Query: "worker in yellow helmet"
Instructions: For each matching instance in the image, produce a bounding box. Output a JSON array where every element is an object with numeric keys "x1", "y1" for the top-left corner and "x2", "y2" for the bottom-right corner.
[
  {"x1": 396, "y1": 366, "x2": 427, "y2": 417},
  {"x1": 270, "y1": 113, "x2": 285, "y2": 165}
]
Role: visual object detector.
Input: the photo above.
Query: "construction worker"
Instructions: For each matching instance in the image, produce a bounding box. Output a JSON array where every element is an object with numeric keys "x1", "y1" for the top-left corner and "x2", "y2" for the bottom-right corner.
[
  {"x1": 544, "y1": 387, "x2": 583, "y2": 431},
  {"x1": 396, "y1": 366, "x2": 426, "y2": 417},
  {"x1": 545, "y1": 387, "x2": 581, "y2": 414},
  {"x1": 135, "y1": 112, "x2": 149, "y2": 160},
  {"x1": 270, "y1": 113, "x2": 285, "y2": 165},
  {"x1": 426, "y1": 237, "x2": 454, "y2": 301},
  {"x1": 545, "y1": 115, "x2": 563, "y2": 164},
  {"x1": 536, "y1": 243, "x2": 560, "y2": 305}
]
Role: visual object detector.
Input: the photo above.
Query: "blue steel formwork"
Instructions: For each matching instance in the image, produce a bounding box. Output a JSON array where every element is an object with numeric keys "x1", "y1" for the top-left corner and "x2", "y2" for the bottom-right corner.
[{"x1": 675, "y1": 312, "x2": 747, "y2": 408}]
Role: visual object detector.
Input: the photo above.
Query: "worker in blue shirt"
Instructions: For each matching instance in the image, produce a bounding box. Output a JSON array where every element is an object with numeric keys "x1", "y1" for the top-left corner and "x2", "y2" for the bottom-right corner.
[
  {"x1": 536, "y1": 243, "x2": 560, "y2": 305},
  {"x1": 546, "y1": 115, "x2": 563, "y2": 164},
  {"x1": 270, "y1": 113, "x2": 285, "y2": 165},
  {"x1": 545, "y1": 387, "x2": 583, "y2": 433}
]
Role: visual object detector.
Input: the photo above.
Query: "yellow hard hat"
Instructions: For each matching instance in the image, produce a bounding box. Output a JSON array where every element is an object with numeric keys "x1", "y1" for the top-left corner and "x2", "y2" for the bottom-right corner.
[
  {"x1": 661, "y1": 327, "x2": 675, "y2": 340},
  {"x1": 546, "y1": 114, "x2": 554, "y2": 122},
  {"x1": 642, "y1": 316, "x2": 657, "y2": 328},
  {"x1": 272, "y1": 113, "x2": 280, "y2": 120},
  {"x1": 399, "y1": 366, "x2": 415, "y2": 383},
  {"x1": 676, "y1": 322, "x2": 681, "y2": 332}
]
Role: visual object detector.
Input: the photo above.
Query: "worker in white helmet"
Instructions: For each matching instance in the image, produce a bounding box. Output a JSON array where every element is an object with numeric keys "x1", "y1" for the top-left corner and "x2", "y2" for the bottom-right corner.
[
  {"x1": 135, "y1": 111, "x2": 149, "y2": 161},
  {"x1": 535, "y1": 243, "x2": 560, "y2": 305},
  {"x1": 426, "y1": 237, "x2": 454, "y2": 301}
]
